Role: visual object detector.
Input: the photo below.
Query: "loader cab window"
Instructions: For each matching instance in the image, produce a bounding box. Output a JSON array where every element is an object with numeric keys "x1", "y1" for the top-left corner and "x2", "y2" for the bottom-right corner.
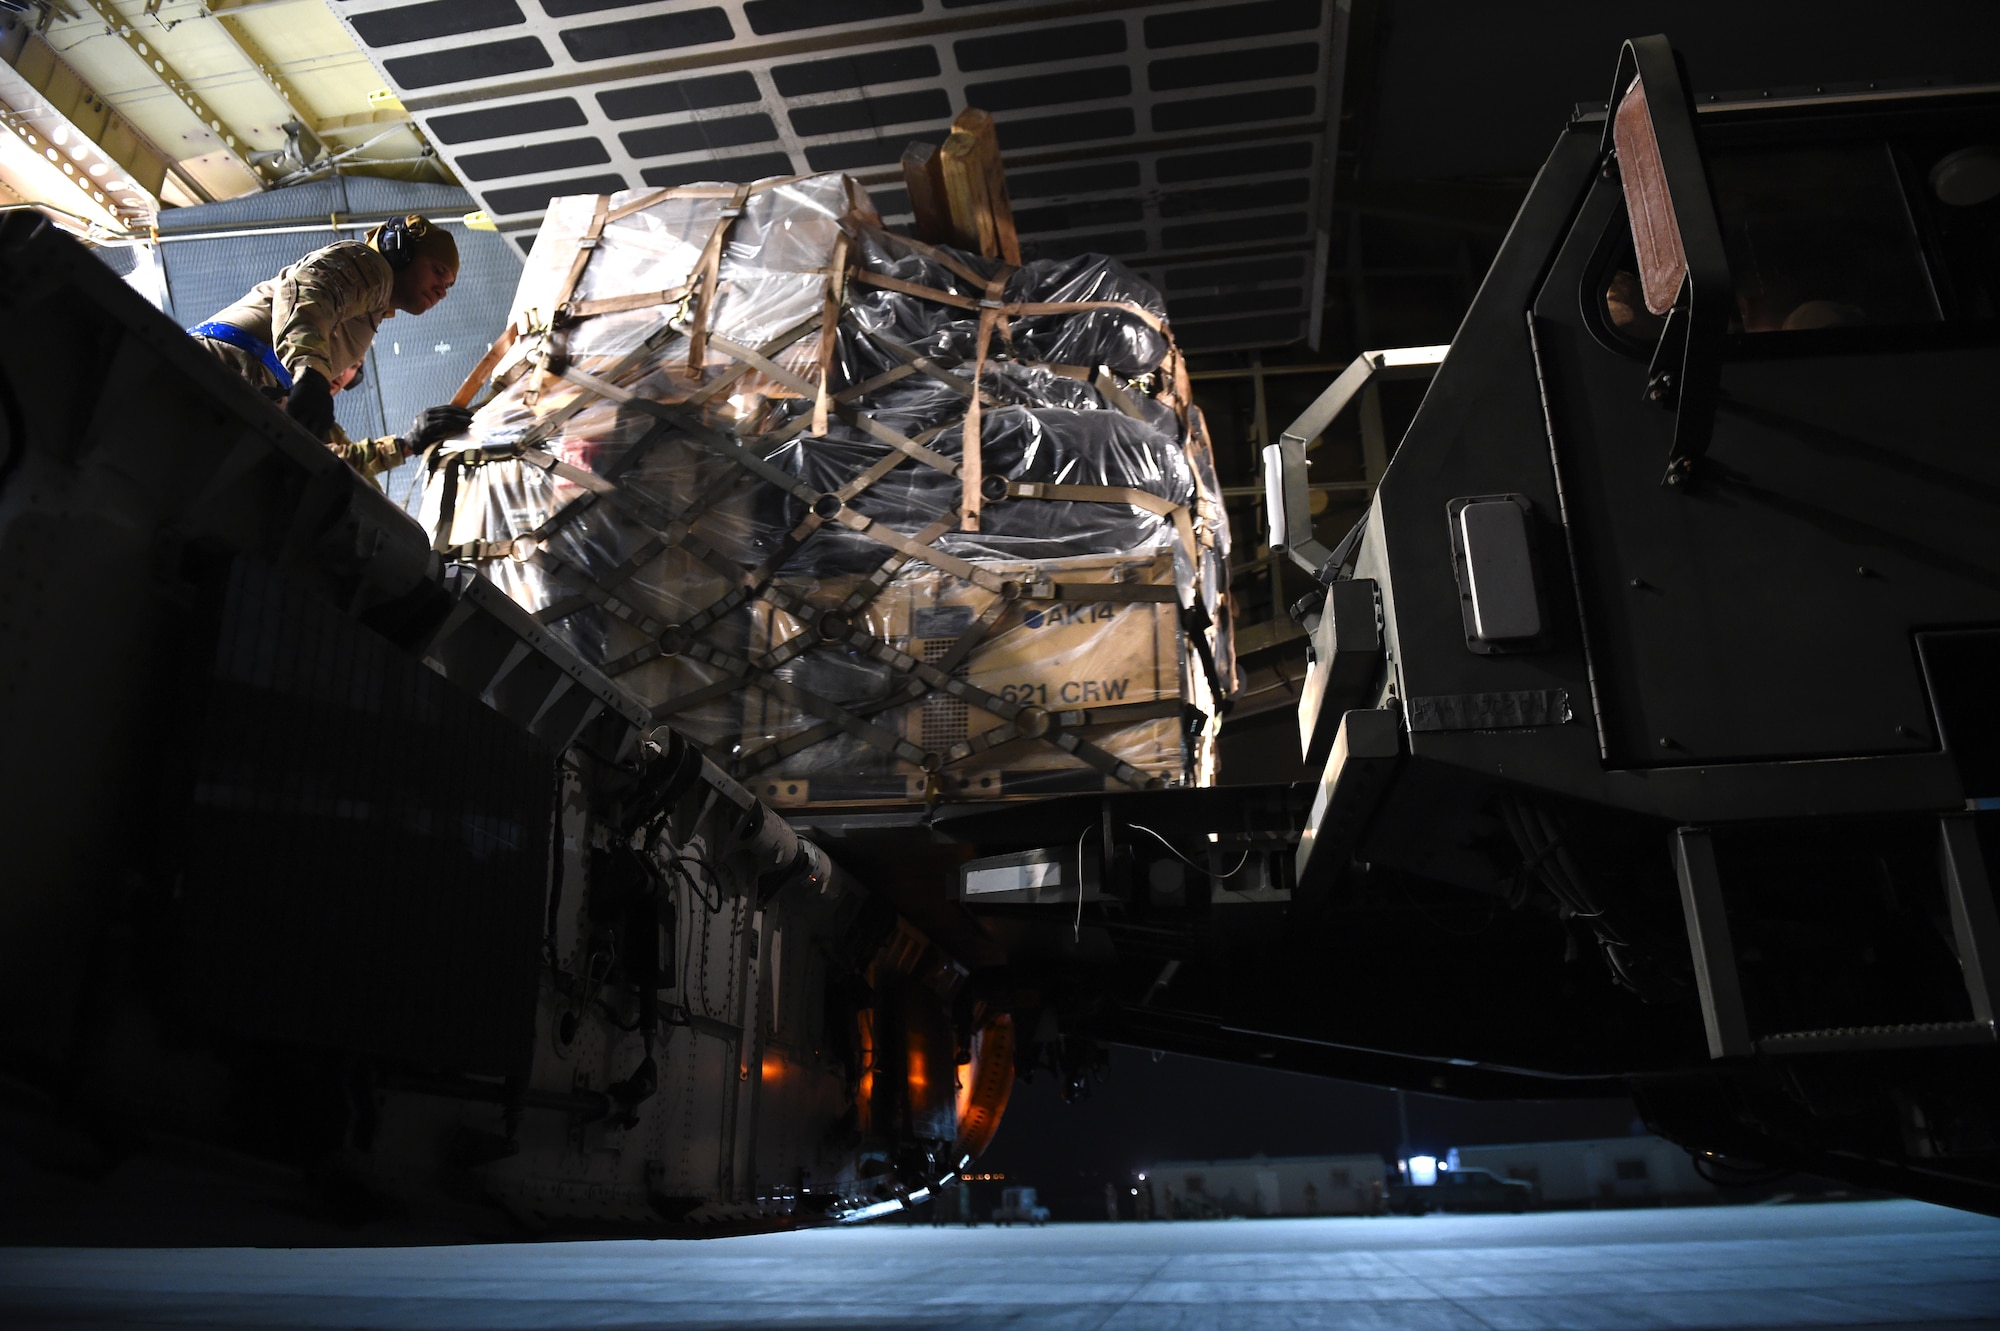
[
  {"x1": 1707, "y1": 141, "x2": 1939, "y2": 332},
  {"x1": 1595, "y1": 133, "x2": 2000, "y2": 344}
]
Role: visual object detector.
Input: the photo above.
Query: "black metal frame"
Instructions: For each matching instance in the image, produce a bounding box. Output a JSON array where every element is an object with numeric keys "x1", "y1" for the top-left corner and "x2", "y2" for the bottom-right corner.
[{"x1": 1600, "y1": 35, "x2": 1733, "y2": 488}]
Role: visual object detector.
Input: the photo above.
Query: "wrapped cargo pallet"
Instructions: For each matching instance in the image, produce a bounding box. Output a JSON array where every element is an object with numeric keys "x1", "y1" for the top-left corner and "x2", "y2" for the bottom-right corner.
[{"x1": 421, "y1": 171, "x2": 1234, "y2": 807}]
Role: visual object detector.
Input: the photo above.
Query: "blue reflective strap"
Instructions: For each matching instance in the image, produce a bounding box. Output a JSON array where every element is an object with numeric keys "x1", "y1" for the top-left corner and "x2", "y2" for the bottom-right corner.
[{"x1": 186, "y1": 320, "x2": 294, "y2": 393}]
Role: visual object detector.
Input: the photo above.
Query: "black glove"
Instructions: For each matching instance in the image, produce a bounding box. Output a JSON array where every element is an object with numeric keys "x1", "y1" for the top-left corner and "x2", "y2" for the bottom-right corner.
[
  {"x1": 283, "y1": 367, "x2": 335, "y2": 441},
  {"x1": 402, "y1": 404, "x2": 474, "y2": 455}
]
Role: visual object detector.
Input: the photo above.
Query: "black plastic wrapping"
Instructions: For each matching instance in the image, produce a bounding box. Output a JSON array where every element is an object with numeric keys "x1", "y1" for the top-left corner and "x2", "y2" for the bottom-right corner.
[{"x1": 421, "y1": 175, "x2": 1232, "y2": 805}]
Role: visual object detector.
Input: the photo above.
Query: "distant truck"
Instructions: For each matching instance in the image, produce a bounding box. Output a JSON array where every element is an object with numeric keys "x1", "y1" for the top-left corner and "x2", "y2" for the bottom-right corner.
[
  {"x1": 993, "y1": 1186, "x2": 1051, "y2": 1226},
  {"x1": 1390, "y1": 1167, "x2": 1533, "y2": 1215}
]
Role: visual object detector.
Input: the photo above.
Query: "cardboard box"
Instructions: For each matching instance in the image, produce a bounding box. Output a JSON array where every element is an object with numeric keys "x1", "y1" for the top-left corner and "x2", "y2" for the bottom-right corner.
[{"x1": 741, "y1": 553, "x2": 1197, "y2": 805}]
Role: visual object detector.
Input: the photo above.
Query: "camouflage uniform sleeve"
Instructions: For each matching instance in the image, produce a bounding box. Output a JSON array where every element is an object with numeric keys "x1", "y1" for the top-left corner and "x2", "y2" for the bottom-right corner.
[
  {"x1": 272, "y1": 244, "x2": 394, "y2": 383},
  {"x1": 327, "y1": 424, "x2": 406, "y2": 478}
]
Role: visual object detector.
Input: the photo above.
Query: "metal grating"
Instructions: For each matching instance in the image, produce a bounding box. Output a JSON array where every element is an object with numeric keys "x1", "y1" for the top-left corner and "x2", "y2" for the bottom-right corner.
[
  {"x1": 326, "y1": 0, "x2": 1342, "y2": 351},
  {"x1": 918, "y1": 636, "x2": 970, "y2": 750}
]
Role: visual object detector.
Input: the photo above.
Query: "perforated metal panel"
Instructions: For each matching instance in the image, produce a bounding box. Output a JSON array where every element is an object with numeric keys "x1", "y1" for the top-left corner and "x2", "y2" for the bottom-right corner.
[
  {"x1": 918, "y1": 636, "x2": 969, "y2": 750},
  {"x1": 327, "y1": 0, "x2": 1342, "y2": 351}
]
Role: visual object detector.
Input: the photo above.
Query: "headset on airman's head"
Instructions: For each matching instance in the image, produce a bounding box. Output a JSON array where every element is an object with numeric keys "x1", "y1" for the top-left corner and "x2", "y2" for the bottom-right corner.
[{"x1": 371, "y1": 214, "x2": 432, "y2": 270}]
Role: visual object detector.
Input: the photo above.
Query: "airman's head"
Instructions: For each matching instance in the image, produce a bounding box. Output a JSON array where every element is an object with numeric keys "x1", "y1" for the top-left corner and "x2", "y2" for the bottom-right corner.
[{"x1": 369, "y1": 214, "x2": 458, "y2": 316}]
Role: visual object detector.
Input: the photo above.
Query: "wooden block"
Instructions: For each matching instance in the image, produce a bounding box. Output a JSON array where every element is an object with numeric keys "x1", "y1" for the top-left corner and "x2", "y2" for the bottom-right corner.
[
  {"x1": 938, "y1": 127, "x2": 993, "y2": 256},
  {"x1": 900, "y1": 141, "x2": 951, "y2": 245},
  {"x1": 952, "y1": 107, "x2": 1020, "y2": 265}
]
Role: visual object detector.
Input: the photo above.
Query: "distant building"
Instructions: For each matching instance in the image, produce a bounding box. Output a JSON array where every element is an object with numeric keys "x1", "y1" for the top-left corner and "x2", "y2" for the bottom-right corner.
[
  {"x1": 1139, "y1": 1137, "x2": 1726, "y2": 1218},
  {"x1": 1141, "y1": 1154, "x2": 1391, "y2": 1218},
  {"x1": 1448, "y1": 1135, "x2": 1718, "y2": 1208}
]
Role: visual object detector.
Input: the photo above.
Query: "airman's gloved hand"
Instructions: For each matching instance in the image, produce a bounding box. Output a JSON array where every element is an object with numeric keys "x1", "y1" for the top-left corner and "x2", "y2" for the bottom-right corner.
[
  {"x1": 401, "y1": 404, "x2": 474, "y2": 456},
  {"x1": 283, "y1": 367, "x2": 335, "y2": 441}
]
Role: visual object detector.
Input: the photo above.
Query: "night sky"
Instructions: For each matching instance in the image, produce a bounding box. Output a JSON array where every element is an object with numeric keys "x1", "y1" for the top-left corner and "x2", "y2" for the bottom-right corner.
[{"x1": 977, "y1": 1046, "x2": 1644, "y2": 1215}]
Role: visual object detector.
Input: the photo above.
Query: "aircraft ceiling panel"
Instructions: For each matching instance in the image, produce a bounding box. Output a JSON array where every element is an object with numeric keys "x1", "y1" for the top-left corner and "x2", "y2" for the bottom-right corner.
[{"x1": 325, "y1": 0, "x2": 1342, "y2": 350}]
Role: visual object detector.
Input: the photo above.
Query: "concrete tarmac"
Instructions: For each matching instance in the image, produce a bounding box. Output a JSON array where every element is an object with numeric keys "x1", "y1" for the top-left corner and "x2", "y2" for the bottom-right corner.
[{"x1": 1, "y1": 1199, "x2": 1996, "y2": 1330}]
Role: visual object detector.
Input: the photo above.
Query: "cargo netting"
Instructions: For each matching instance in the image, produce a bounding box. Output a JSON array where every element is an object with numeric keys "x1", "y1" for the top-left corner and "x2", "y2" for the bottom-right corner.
[{"x1": 420, "y1": 173, "x2": 1234, "y2": 806}]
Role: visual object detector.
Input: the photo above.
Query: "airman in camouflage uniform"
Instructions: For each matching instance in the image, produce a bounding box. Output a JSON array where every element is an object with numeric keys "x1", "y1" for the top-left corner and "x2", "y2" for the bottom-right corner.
[{"x1": 190, "y1": 214, "x2": 471, "y2": 479}]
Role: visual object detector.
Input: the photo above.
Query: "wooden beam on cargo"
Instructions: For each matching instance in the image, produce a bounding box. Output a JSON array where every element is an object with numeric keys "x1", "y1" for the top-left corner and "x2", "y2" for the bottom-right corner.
[
  {"x1": 952, "y1": 106, "x2": 1019, "y2": 265},
  {"x1": 899, "y1": 140, "x2": 950, "y2": 245},
  {"x1": 937, "y1": 108, "x2": 1019, "y2": 263},
  {"x1": 936, "y1": 127, "x2": 985, "y2": 254}
]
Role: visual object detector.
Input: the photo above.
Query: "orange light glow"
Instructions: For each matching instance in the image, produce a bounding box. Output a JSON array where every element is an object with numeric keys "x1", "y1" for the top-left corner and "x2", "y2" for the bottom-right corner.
[
  {"x1": 954, "y1": 1059, "x2": 974, "y2": 1129},
  {"x1": 952, "y1": 1014, "x2": 1016, "y2": 1164},
  {"x1": 907, "y1": 1043, "x2": 928, "y2": 1100},
  {"x1": 856, "y1": 1009, "x2": 876, "y2": 1131},
  {"x1": 761, "y1": 1054, "x2": 784, "y2": 1081}
]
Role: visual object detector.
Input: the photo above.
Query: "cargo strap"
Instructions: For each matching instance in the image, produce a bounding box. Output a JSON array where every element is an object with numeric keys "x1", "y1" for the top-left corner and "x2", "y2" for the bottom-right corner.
[
  {"x1": 811, "y1": 232, "x2": 848, "y2": 437},
  {"x1": 838, "y1": 517, "x2": 953, "y2": 613},
  {"x1": 1092, "y1": 367, "x2": 1149, "y2": 421},
  {"x1": 1006, "y1": 480, "x2": 1199, "y2": 575},
  {"x1": 751, "y1": 583, "x2": 1152, "y2": 789},
  {"x1": 528, "y1": 195, "x2": 612, "y2": 406},
  {"x1": 603, "y1": 173, "x2": 811, "y2": 225},
  {"x1": 845, "y1": 264, "x2": 1180, "y2": 558},
  {"x1": 732, "y1": 668, "x2": 928, "y2": 779},
  {"x1": 826, "y1": 506, "x2": 1006, "y2": 594},
  {"x1": 1006, "y1": 480, "x2": 1179, "y2": 518},
  {"x1": 553, "y1": 196, "x2": 612, "y2": 311},
  {"x1": 686, "y1": 184, "x2": 751, "y2": 374},
  {"x1": 759, "y1": 583, "x2": 1023, "y2": 725},
  {"x1": 733, "y1": 722, "x2": 845, "y2": 781},
  {"x1": 959, "y1": 268, "x2": 1013, "y2": 533},
  {"x1": 834, "y1": 404, "x2": 960, "y2": 477},
  {"x1": 663, "y1": 633, "x2": 933, "y2": 770},
  {"x1": 853, "y1": 329, "x2": 993, "y2": 402},
  {"x1": 848, "y1": 269, "x2": 1168, "y2": 335},
  {"x1": 450, "y1": 323, "x2": 517, "y2": 409},
  {"x1": 520, "y1": 313, "x2": 686, "y2": 449},
  {"x1": 689, "y1": 312, "x2": 822, "y2": 408},
  {"x1": 530, "y1": 407, "x2": 946, "y2": 657},
  {"x1": 614, "y1": 403, "x2": 1177, "y2": 607},
  {"x1": 542, "y1": 312, "x2": 821, "y2": 430},
  {"x1": 531, "y1": 547, "x2": 672, "y2": 640},
  {"x1": 1044, "y1": 580, "x2": 1178, "y2": 604},
  {"x1": 696, "y1": 328, "x2": 821, "y2": 400},
  {"x1": 882, "y1": 231, "x2": 1009, "y2": 289},
  {"x1": 562, "y1": 285, "x2": 689, "y2": 320},
  {"x1": 658, "y1": 519, "x2": 949, "y2": 732}
]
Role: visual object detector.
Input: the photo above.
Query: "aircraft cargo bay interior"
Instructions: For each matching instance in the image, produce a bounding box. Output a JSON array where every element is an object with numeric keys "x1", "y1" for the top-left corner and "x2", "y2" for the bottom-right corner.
[{"x1": 3, "y1": 2, "x2": 2000, "y2": 1327}]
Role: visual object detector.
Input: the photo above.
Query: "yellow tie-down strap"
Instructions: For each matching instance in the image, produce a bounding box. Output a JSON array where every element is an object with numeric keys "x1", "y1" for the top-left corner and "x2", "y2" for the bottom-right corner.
[
  {"x1": 1004, "y1": 481, "x2": 1199, "y2": 582},
  {"x1": 847, "y1": 268, "x2": 1168, "y2": 334}
]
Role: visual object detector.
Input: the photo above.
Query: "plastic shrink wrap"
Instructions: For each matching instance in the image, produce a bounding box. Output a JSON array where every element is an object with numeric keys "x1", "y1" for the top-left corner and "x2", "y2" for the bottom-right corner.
[{"x1": 420, "y1": 173, "x2": 1234, "y2": 806}]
